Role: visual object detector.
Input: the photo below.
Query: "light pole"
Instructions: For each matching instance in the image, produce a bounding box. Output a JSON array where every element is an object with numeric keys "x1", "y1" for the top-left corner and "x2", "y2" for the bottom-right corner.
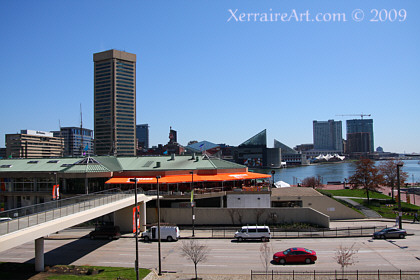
[
  {"x1": 397, "y1": 163, "x2": 403, "y2": 229},
  {"x1": 190, "y1": 171, "x2": 195, "y2": 237},
  {"x1": 271, "y1": 170, "x2": 275, "y2": 189},
  {"x1": 156, "y1": 175, "x2": 162, "y2": 276},
  {"x1": 129, "y1": 177, "x2": 139, "y2": 280}
]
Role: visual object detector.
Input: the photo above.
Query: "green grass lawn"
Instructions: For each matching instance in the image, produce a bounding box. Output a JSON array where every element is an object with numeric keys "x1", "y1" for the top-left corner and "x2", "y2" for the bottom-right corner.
[
  {"x1": 0, "y1": 263, "x2": 150, "y2": 280},
  {"x1": 352, "y1": 198, "x2": 420, "y2": 220},
  {"x1": 318, "y1": 188, "x2": 420, "y2": 220},
  {"x1": 319, "y1": 189, "x2": 391, "y2": 199}
]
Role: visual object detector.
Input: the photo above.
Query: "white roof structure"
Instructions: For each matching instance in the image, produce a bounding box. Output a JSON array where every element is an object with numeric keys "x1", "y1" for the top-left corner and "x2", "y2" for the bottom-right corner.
[
  {"x1": 274, "y1": 180, "x2": 291, "y2": 188},
  {"x1": 315, "y1": 154, "x2": 345, "y2": 161}
]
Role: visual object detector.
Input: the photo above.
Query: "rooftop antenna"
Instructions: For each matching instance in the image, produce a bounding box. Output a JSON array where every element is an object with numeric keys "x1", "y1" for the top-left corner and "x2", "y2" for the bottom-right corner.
[
  {"x1": 59, "y1": 119, "x2": 63, "y2": 157},
  {"x1": 80, "y1": 103, "x2": 84, "y2": 157}
]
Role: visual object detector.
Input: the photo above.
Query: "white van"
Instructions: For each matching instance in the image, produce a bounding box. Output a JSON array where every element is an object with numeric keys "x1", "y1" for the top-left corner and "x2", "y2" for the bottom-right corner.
[
  {"x1": 141, "y1": 226, "x2": 180, "y2": 242},
  {"x1": 234, "y1": 225, "x2": 271, "y2": 242}
]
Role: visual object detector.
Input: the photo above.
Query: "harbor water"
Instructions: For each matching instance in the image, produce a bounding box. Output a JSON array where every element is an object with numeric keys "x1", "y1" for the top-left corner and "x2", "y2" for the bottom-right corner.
[{"x1": 251, "y1": 160, "x2": 420, "y2": 186}]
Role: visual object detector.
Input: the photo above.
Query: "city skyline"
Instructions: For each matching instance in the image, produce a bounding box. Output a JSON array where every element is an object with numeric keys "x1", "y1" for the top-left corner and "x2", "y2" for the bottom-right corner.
[{"x1": 1, "y1": 1, "x2": 419, "y2": 153}]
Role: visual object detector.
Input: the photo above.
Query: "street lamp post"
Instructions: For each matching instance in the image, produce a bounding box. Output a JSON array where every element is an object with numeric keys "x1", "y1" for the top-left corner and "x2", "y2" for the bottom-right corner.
[
  {"x1": 190, "y1": 171, "x2": 195, "y2": 237},
  {"x1": 397, "y1": 163, "x2": 403, "y2": 229},
  {"x1": 271, "y1": 170, "x2": 275, "y2": 190},
  {"x1": 156, "y1": 175, "x2": 162, "y2": 276},
  {"x1": 129, "y1": 178, "x2": 139, "y2": 280}
]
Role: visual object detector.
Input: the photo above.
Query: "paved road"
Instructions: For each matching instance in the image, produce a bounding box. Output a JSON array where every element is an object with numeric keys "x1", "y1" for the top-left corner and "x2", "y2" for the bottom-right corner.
[{"x1": 1, "y1": 220, "x2": 419, "y2": 279}]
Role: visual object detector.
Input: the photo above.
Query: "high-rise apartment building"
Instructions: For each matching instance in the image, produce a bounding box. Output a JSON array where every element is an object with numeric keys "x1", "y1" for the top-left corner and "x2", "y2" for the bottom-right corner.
[
  {"x1": 313, "y1": 120, "x2": 343, "y2": 152},
  {"x1": 93, "y1": 49, "x2": 136, "y2": 156},
  {"x1": 346, "y1": 119, "x2": 374, "y2": 154},
  {"x1": 136, "y1": 124, "x2": 149, "y2": 149},
  {"x1": 5, "y1": 130, "x2": 63, "y2": 158},
  {"x1": 52, "y1": 127, "x2": 93, "y2": 157}
]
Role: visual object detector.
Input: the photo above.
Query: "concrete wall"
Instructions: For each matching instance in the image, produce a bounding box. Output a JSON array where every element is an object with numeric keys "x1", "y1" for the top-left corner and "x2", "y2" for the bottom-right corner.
[
  {"x1": 146, "y1": 207, "x2": 330, "y2": 228},
  {"x1": 278, "y1": 195, "x2": 364, "y2": 220},
  {"x1": 227, "y1": 193, "x2": 270, "y2": 208}
]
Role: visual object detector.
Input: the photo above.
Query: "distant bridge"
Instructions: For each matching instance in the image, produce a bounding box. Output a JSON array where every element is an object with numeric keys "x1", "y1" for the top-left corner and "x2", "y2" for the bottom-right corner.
[{"x1": 0, "y1": 188, "x2": 153, "y2": 271}]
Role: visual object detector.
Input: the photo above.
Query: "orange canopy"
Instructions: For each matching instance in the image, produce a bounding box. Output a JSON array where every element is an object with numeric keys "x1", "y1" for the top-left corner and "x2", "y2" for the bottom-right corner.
[{"x1": 105, "y1": 172, "x2": 270, "y2": 184}]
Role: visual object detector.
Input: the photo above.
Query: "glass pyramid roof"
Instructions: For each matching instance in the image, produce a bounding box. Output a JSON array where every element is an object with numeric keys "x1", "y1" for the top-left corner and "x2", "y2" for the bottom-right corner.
[
  {"x1": 239, "y1": 129, "x2": 267, "y2": 147},
  {"x1": 274, "y1": 139, "x2": 297, "y2": 154}
]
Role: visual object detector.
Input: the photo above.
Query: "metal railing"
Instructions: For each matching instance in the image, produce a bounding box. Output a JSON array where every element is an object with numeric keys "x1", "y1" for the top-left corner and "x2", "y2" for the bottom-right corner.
[
  {"x1": 270, "y1": 226, "x2": 382, "y2": 239},
  {"x1": 251, "y1": 270, "x2": 420, "y2": 280},
  {"x1": 195, "y1": 226, "x2": 385, "y2": 239},
  {"x1": 0, "y1": 188, "x2": 137, "y2": 235}
]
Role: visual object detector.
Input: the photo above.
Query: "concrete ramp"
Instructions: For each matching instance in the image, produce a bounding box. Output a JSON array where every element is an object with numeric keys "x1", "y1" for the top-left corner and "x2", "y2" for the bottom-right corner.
[{"x1": 0, "y1": 193, "x2": 152, "y2": 253}]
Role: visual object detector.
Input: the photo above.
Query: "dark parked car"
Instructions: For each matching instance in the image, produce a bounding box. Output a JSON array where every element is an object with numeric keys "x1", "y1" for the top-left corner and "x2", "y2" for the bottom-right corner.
[
  {"x1": 273, "y1": 247, "x2": 317, "y2": 265},
  {"x1": 89, "y1": 225, "x2": 121, "y2": 240},
  {"x1": 373, "y1": 227, "x2": 407, "y2": 239}
]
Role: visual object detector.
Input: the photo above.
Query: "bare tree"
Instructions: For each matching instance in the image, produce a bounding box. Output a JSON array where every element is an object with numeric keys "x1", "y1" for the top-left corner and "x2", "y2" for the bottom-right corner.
[
  {"x1": 254, "y1": 209, "x2": 265, "y2": 224},
  {"x1": 237, "y1": 210, "x2": 243, "y2": 225},
  {"x1": 334, "y1": 243, "x2": 358, "y2": 279},
  {"x1": 378, "y1": 160, "x2": 408, "y2": 200},
  {"x1": 227, "y1": 209, "x2": 237, "y2": 225},
  {"x1": 349, "y1": 158, "x2": 384, "y2": 204},
  {"x1": 259, "y1": 242, "x2": 272, "y2": 279},
  {"x1": 267, "y1": 212, "x2": 278, "y2": 225},
  {"x1": 301, "y1": 176, "x2": 323, "y2": 188},
  {"x1": 180, "y1": 239, "x2": 210, "y2": 280}
]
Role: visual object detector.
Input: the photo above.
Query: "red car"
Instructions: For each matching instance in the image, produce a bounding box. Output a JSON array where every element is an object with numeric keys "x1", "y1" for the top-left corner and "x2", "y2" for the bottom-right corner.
[{"x1": 273, "y1": 247, "x2": 317, "y2": 264}]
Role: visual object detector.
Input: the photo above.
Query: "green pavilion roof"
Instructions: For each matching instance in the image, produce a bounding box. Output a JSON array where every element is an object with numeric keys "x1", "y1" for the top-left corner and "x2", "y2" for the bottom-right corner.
[{"x1": 0, "y1": 155, "x2": 245, "y2": 175}]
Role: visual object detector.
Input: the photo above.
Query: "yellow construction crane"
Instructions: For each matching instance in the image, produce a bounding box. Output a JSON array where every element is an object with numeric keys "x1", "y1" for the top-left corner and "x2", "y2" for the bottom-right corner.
[{"x1": 336, "y1": 114, "x2": 371, "y2": 119}]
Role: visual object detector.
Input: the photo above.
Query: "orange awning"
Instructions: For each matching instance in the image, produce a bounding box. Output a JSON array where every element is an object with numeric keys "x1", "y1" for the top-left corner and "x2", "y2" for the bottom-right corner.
[{"x1": 105, "y1": 172, "x2": 270, "y2": 184}]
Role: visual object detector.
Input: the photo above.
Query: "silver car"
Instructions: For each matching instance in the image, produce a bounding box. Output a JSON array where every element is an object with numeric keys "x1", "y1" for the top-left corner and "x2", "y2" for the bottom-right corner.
[{"x1": 373, "y1": 227, "x2": 407, "y2": 239}]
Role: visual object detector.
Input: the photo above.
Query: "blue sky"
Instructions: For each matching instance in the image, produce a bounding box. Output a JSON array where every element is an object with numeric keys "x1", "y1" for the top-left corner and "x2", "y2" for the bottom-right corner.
[{"x1": 0, "y1": 0, "x2": 419, "y2": 153}]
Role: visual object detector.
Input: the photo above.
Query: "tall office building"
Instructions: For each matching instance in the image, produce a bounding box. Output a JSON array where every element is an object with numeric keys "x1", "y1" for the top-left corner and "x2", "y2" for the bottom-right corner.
[
  {"x1": 5, "y1": 130, "x2": 63, "y2": 158},
  {"x1": 136, "y1": 124, "x2": 149, "y2": 149},
  {"x1": 346, "y1": 119, "x2": 374, "y2": 154},
  {"x1": 169, "y1": 127, "x2": 177, "y2": 144},
  {"x1": 313, "y1": 120, "x2": 343, "y2": 152},
  {"x1": 52, "y1": 127, "x2": 93, "y2": 157},
  {"x1": 93, "y1": 49, "x2": 136, "y2": 156}
]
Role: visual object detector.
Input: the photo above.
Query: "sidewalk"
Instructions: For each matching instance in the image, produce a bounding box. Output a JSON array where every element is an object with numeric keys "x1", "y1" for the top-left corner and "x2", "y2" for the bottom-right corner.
[
  {"x1": 145, "y1": 271, "x2": 250, "y2": 280},
  {"x1": 334, "y1": 196, "x2": 382, "y2": 218}
]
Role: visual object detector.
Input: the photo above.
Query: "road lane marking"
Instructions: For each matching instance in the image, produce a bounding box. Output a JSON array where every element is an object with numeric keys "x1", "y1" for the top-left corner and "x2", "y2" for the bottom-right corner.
[
  {"x1": 212, "y1": 255, "x2": 249, "y2": 258},
  {"x1": 182, "y1": 264, "x2": 228, "y2": 267},
  {"x1": 102, "y1": 262, "x2": 131, "y2": 265}
]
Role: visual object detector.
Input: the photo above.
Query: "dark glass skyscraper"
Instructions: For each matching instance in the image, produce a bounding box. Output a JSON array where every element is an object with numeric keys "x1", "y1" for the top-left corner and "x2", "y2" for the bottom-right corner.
[
  {"x1": 52, "y1": 127, "x2": 93, "y2": 157},
  {"x1": 346, "y1": 119, "x2": 374, "y2": 153},
  {"x1": 136, "y1": 124, "x2": 149, "y2": 149},
  {"x1": 313, "y1": 120, "x2": 343, "y2": 152},
  {"x1": 93, "y1": 50, "x2": 136, "y2": 156}
]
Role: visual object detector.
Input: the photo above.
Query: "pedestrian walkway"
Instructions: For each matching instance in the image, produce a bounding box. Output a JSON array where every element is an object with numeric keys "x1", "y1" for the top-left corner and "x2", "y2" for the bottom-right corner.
[
  {"x1": 334, "y1": 196, "x2": 382, "y2": 218},
  {"x1": 145, "y1": 270, "x2": 250, "y2": 280}
]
